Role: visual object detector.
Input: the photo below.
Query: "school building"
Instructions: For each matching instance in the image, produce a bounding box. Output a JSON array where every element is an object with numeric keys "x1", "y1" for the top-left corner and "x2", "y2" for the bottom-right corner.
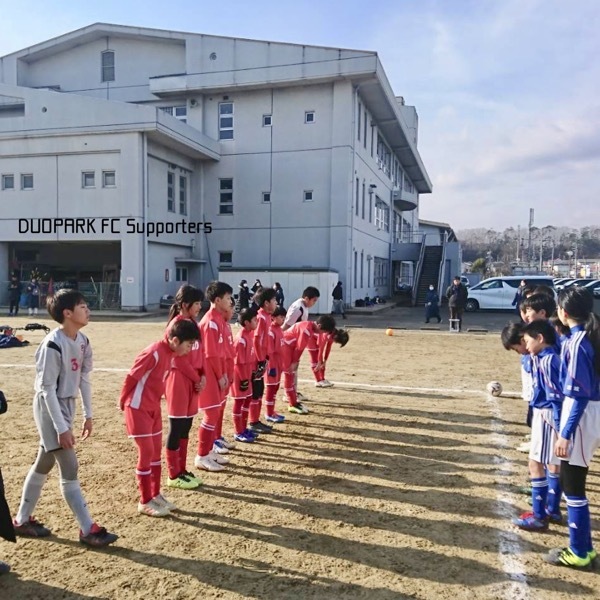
[{"x1": 0, "y1": 22, "x2": 444, "y2": 310}]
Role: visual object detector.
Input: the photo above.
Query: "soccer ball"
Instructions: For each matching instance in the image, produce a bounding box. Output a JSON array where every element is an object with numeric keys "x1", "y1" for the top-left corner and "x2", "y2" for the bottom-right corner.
[
  {"x1": 486, "y1": 381, "x2": 503, "y2": 396},
  {"x1": 385, "y1": 328, "x2": 394, "y2": 336}
]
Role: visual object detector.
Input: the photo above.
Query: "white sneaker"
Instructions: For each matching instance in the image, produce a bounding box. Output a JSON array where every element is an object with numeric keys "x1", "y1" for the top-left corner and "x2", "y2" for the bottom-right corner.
[
  {"x1": 219, "y1": 437, "x2": 236, "y2": 450},
  {"x1": 315, "y1": 380, "x2": 327, "y2": 388},
  {"x1": 321, "y1": 379, "x2": 334, "y2": 388},
  {"x1": 154, "y1": 494, "x2": 177, "y2": 512},
  {"x1": 212, "y1": 442, "x2": 230, "y2": 455},
  {"x1": 210, "y1": 451, "x2": 230, "y2": 465},
  {"x1": 138, "y1": 499, "x2": 170, "y2": 517},
  {"x1": 194, "y1": 455, "x2": 225, "y2": 472}
]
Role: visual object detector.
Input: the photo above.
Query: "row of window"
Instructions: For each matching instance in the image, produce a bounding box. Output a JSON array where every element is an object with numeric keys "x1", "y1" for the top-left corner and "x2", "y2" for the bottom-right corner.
[
  {"x1": 167, "y1": 170, "x2": 188, "y2": 216},
  {"x1": 218, "y1": 102, "x2": 315, "y2": 141},
  {"x1": 2, "y1": 173, "x2": 33, "y2": 191},
  {"x1": 353, "y1": 178, "x2": 391, "y2": 232},
  {"x1": 1, "y1": 171, "x2": 117, "y2": 191},
  {"x1": 352, "y1": 253, "x2": 389, "y2": 289}
]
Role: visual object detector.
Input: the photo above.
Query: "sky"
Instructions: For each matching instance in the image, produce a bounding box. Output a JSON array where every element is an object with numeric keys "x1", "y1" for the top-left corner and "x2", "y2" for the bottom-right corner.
[{"x1": 1, "y1": 0, "x2": 599, "y2": 231}]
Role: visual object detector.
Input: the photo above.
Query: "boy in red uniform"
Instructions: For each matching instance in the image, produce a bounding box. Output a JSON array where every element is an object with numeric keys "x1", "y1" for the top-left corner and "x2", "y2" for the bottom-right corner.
[
  {"x1": 164, "y1": 285, "x2": 206, "y2": 491},
  {"x1": 232, "y1": 308, "x2": 259, "y2": 443},
  {"x1": 249, "y1": 288, "x2": 278, "y2": 434},
  {"x1": 264, "y1": 306, "x2": 287, "y2": 423},
  {"x1": 194, "y1": 281, "x2": 233, "y2": 472},
  {"x1": 120, "y1": 319, "x2": 199, "y2": 517},
  {"x1": 282, "y1": 315, "x2": 337, "y2": 414}
]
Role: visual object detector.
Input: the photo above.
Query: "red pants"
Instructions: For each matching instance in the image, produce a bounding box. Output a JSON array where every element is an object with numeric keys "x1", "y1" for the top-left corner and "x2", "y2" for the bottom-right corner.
[
  {"x1": 232, "y1": 395, "x2": 252, "y2": 434},
  {"x1": 197, "y1": 402, "x2": 225, "y2": 458},
  {"x1": 283, "y1": 371, "x2": 298, "y2": 406}
]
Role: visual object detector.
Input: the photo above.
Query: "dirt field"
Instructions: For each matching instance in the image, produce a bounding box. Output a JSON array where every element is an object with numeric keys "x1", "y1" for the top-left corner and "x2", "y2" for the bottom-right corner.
[{"x1": 0, "y1": 316, "x2": 598, "y2": 599}]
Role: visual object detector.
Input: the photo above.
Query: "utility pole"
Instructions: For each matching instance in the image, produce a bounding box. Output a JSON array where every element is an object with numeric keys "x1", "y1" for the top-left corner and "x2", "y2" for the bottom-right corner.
[{"x1": 528, "y1": 208, "x2": 534, "y2": 265}]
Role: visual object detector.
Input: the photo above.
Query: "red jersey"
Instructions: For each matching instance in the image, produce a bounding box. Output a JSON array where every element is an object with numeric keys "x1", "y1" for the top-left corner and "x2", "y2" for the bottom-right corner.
[
  {"x1": 282, "y1": 321, "x2": 316, "y2": 366},
  {"x1": 254, "y1": 308, "x2": 270, "y2": 362},
  {"x1": 268, "y1": 321, "x2": 284, "y2": 370},
  {"x1": 234, "y1": 327, "x2": 256, "y2": 383},
  {"x1": 223, "y1": 322, "x2": 235, "y2": 395},
  {"x1": 165, "y1": 315, "x2": 203, "y2": 383},
  {"x1": 198, "y1": 307, "x2": 228, "y2": 407},
  {"x1": 318, "y1": 332, "x2": 334, "y2": 362},
  {"x1": 119, "y1": 339, "x2": 174, "y2": 410}
]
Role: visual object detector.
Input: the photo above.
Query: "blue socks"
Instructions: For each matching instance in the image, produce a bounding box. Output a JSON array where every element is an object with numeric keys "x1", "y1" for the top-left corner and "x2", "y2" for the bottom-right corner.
[
  {"x1": 531, "y1": 477, "x2": 548, "y2": 520},
  {"x1": 546, "y1": 472, "x2": 562, "y2": 516},
  {"x1": 565, "y1": 495, "x2": 591, "y2": 558}
]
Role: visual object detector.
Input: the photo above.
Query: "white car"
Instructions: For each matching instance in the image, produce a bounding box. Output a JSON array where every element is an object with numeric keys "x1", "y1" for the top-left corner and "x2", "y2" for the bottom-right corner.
[{"x1": 465, "y1": 276, "x2": 555, "y2": 312}]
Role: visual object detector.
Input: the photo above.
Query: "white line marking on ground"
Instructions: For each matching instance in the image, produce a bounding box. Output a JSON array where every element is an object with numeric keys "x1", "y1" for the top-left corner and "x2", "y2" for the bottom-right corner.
[{"x1": 485, "y1": 393, "x2": 531, "y2": 599}]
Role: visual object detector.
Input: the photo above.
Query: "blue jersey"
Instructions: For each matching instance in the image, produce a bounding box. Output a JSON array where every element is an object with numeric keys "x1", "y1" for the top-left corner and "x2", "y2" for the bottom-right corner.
[
  {"x1": 531, "y1": 347, "x2": 563, "y2": 431},
  {"x1": 521, "y1": 354, "x2": 532, "y2": 374},
  {"x1": 559, "y1": 324, "x2": 599, "y2": 439}
]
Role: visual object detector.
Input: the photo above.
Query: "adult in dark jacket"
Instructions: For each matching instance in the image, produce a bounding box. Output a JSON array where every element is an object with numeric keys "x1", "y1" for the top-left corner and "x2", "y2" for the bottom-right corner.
[
  {"x1": 424, "y1": 285, "x2": 441, "y2": 323},
  {"x1": 331, "y1": 282, "x2": 347, "y2": 319},
  {"x1": 511, "y1": 279, "x2": 527, "y2": 316},
  {"x1": 8, "y1": 275, "x2": 21, "y2": 316},
  {"x1": 445, "y1": 276, "x2": 468, "y2": 331},
  {"x1": 272, "y1": 282, "x2": 285, "y2": 308},
  {"x1": 237, "y1": 280, "x2": 251, "y2": 310}
]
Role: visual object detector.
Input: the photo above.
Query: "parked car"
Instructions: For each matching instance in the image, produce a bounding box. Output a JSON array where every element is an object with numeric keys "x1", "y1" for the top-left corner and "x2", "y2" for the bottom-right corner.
[
  {"x1": 465, "y1": 276, "x2": 555, "y2": 312},
  {"x1": 555, "y1": 279, "x2": 575, "y2": 291},
  {"x1": 582, "y1": 280, "x2": 600, "y2": 296},
  {"x1": 561, "y1": 278, "x2": 597, "y2": 289}
]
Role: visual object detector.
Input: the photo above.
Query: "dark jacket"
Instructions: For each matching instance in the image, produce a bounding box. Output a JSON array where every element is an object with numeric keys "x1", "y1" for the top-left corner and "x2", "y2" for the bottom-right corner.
[
  {"x1": 425, "y1": 290, "x2": 439, "y2": 306},
  {"x1": 238, "y1": 285, "x2": 251, "y2": 309},
  {"x1": 332, "y1": 284, "x2": 344, "y2": 301},
  {"x1": 8, "y1": 279, "x2": 21, "y2": 301},
  {"x1": 274, "y1": 288, "x2": 285, "y2": 307},
  {"x1": 445, "y1": 283, "x2": 468, "y2": 308}
]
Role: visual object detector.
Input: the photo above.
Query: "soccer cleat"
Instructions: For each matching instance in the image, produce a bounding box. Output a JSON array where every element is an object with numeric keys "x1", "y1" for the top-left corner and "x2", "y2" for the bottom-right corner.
[
  {"x1": 249, "y1": 421, "x2": 273, "y2": 434},
  {"x1": 217, "y1": 436, "x2": 236, "y2": 450},
  {"x1": 154, "y1": 494, "x2": 178, "y2": 511},
  {"x1": 167, "y1": 473, "x2": 200, "y2": 490},
  {"x1": 13, "y1": 517, "x2": 51, "y2": 537},
  {"x1": 288, "y1": 402, "x2": 309, "y2": 415},
  {"x1": 515, "y1": 485, "x2": 533, "y2": 496},
  {"x1": 265, "y1": 413, "x2": 285, "y2": 423},
  {"x1": 195, "y1": 455, "x2": 225, "y2": 472},
  {"x1": 212, "y1": 441, "x2": 230, "y2": 455},
  {"x1": 209, "y1": 451, "x2": 230, "y2": 465},
  {"x1": 183, "y1": 471, "x2": 203, "y2": 486},
  {"x1": 589, "y1": 548, "x2": 598, "y2": 562},
  {"x1": 0, "y1": 560, "x2": 10, "y2": 575},
  {"x1": 546, "y1": 511, "x2": 564, "y2": 525},
  {"x1": 512, "y1": 512, "x2": 548, "y2": 531},
  {"x1": 79, "y1": 523, "x2": 119, "y2": 547},
  {"x1": 545, "y1": 547, "x2": 592, "y2": 569},
  {"x1": 138, "y1": 499, "x2": 170, "y2": 517},
  {"x1": 234, "y1": 431, "x2": 255, "y2": 443},
  {"x1": 315, "y1": 379, "x2": 333, "y2": 388}
]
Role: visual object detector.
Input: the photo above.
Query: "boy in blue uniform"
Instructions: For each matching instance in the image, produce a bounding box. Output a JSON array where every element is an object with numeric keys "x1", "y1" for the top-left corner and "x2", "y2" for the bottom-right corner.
[{"x1": 513, "y1": 320, "x2": 563, "y2": 531}]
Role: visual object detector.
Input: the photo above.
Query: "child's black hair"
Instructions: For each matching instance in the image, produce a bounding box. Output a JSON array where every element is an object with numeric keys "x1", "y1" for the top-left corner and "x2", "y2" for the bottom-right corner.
[
  {"x1": 316, "y1": 315, "x2": 336, "y2": 332},
  {"x1": 521, "y1": 293, "x2": 556, "y2": 318},
  {"x1": 558, "y1": 286, "x2": 600, "y2": 373},
  {"x1": 47, "y1": 289, "x2": 87, "y2": 323},
  {"x1": 238, "y1": 307, "x2": 257, "y2": 326},
  {"x1": 333, "y1": 328, "x2": 350, "y2": 348},
  {"x1": 205, "y1": 281, "x2": 233, "y2": 302},
  {"x1": 522, "y1": 284, "x2": 536, "y2": 299},
  {"x1": 168, "y1": 285, "x2": 204, "y2": 323},
  {"x1": 550, "y1": 313, "x2": 570, "y2": 338},
  {"x1": 500, "y1": 322, "x2": 524, "y2": 350},
  {"x1": 255, "y1": 287, "x2": 277, "y2": 307},
  {"x1": 532, "y1": 285, "x2": 555, "y2": 298},
  {"x1": 302, "y1": 286, "x2": 320, "y2": 300},
  {"x1": 167, "y1": 318, "x2": 200, "y2": 343},
  {"x1": 522, "y1": 319, "x2": 557, "y2": 348},
  {"x1": 272, "y1": 306, "x2": 287, "y2": 319}
]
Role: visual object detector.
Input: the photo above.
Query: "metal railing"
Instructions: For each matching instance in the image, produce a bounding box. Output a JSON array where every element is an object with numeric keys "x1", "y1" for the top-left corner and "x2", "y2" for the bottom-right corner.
[{"x1": 0, "y1": 281, "x2": 121, "y2": 311}]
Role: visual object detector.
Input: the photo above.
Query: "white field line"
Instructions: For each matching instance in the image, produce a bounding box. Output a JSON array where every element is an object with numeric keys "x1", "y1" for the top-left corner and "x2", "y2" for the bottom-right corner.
[{"x1": 0, "y1": 362, "x2": 528, "y2": 594}]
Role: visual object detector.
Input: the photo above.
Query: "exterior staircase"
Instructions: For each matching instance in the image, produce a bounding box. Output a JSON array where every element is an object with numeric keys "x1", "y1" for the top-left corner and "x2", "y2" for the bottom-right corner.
[{"x1": 415, "y1": 245, "x2": 443, "y2": 306}]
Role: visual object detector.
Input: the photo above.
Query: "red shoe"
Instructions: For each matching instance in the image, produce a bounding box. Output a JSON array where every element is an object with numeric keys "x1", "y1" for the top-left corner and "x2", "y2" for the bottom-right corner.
[{"x1": 79, "y1": 523, "x2": 118, "y2": 547}]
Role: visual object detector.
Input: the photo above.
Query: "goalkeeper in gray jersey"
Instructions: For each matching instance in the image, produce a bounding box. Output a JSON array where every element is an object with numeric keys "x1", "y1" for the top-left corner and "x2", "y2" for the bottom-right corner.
[{"x1": 12, "y1": 289, "x2": 118, "y2": 547}]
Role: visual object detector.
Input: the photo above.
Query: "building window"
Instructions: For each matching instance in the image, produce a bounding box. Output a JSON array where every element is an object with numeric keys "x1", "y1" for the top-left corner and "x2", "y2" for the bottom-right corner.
[
  {"x1": 355, "y1": 178, "x2": 359, "y2": 216},
  {"x1": 357, "y1": 102, "x2": 361, "y2": 141},
  {"x1": 361, "y1": 181, "x2": 366, "y2": 219},
  {"x1": 102, "y1": 171, "x2": 116, "y2": 187},
  {"x1": 82, "y1": 171, "x2": 95, "y2": 188},
  {"x1": 303, "y1": 190, "x2": 313, "y2": 202},
  {"x1": 363, "y1": 110, "x2": 367, "y2": 148},
  {"x1": 369, "y1": 193, "x2": 373, "y2": 223},
  {"x1": 262, "y1": 192, "x2": 271, "y2": 203},
  {"x1": 360, "y1": 252, "x2": 364, "y2": 288},
  {"x1": 160, "y1": 105, "x2": 187, "y2": 123},
  {"x1": 367, "y1": 258, "x2": 371, "y2": 287},
  {"x1": 370, "y1": 124, "x2": 375, "y2": 157},
  {"x1": 375, "y1": 198, "x2": 389, "y2": 232},
  {"x1": 167, "y1": 172, "x2": 175, "y2": 212},
  {"x1": 305, "y1": 111, "x2": 315, "y2": 124},
  {"x1": 1, "y1": 174, "x2": 14, "y2": 190},
  {"x1": 179, "y1": 175, "x2": 187, "y2": 215},
  {"x1": 219, "y1": 251, "x2": 233, "y2": 266},
  {"x1": 175, "y1": 267, "x2": 188, "y2": 282},
  {"x1": 101, "y1": 51, "x2": 115, "y2": 83},
  {"x1": 374, "y1": 257, "x2": 389, "y2": 288},
  {"x1": 219, "y1": 178, "x2": 233, "y2": 214},
  {"x1": 263, "y1": 114, "x2": 272, "y2": 127},
  {"x1": 219, "y1": 102, "x2": 234, "y2": 140},
  {"x1": 21, "y1": 174, "x2": 33, "y2": 190},
  {"x1": 354, "y1": 251, "x2": 358, "y2": 289}
]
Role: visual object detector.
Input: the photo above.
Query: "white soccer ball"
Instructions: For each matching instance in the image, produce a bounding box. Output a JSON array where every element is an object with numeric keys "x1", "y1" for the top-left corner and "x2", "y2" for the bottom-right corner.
[{"x1": 486, "y1": 381, "x2": 503, "y2": 397}]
